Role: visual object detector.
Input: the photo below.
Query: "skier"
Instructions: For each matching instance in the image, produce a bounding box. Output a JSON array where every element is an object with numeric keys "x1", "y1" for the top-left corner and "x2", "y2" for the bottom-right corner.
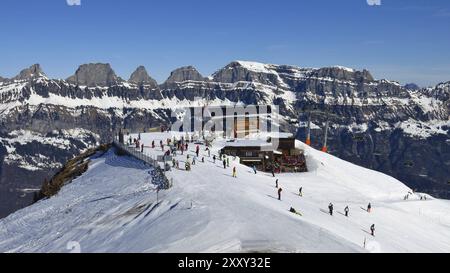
[
  {"x1": 141, "y1": 144, "x2": 144, "y2": 153},
  {"x1": 232, "y1": 167, "x2": 237, "y2": 178},
  {"x1": 271, "y1": 168, "x2": 275, "y2": 177},
  {"x1": 370, "y1": 224, "x2": 375, "y2": 236},
  {"x1": 328, "y1": 203, "x2": 334, "y2": 216},
  {"x1": 299, "y1": 187, "x2": 303, "y2": 197},
  {"x1": 367, "y1": 203, "x2": 372, "y2": 213},
  {"x1": 223, "y1": 159, "x2": 227, "y2": 169},
  {"x1": 278, "y1": 187, "x2": 283, "y2": 201},
  {"x1": 275, "y1": 179, "x2": 279, "y2": 188},
  {"x1": 344, "y1": 206, "x2": 349, "y2": 217},
  {"x1": 196, "y1": 145, "x2": 200, "y2": 157},
  {"x1": 151, "y1": 140, "x2": 155, "y2": 148},
  {"x1": 252, "y1": 165, "x2": 257, "y2": 174},
  {"x1": 213, "y1": 155, "x2": 216, "y2": 164},
  {"x1": 206, "y1": 147, "x2": 211, "y2": 157}
]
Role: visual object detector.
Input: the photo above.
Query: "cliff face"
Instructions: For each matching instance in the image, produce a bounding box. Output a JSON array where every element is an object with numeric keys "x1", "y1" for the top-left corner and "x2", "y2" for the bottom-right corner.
[{"x1": 0, "y1": 61, "x2": 449, "y2": 218}]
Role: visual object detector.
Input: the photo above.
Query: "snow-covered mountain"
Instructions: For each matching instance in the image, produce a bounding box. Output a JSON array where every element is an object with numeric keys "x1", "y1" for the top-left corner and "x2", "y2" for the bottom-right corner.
[
  {"x1": 0, "y1": 61, "x2": 449, "y2": 218},
  {"x1": 1, "y1": 132, "x2": 449, "y2": 253}
]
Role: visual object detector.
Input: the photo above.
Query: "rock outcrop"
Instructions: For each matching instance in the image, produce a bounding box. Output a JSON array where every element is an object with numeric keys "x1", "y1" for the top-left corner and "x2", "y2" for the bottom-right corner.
[
  {"x1": 67, "y1": 63, "x2": 121, "y2": 87},
  {"x1": 129, "y1": 66, "x2": 159, "y2": 88}
]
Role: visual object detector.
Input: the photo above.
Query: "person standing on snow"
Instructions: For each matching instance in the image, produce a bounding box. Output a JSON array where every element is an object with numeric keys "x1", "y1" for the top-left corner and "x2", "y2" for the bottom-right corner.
[
  {"x1": 252, "y1": 165, "x2": 257, "y2": 174},
  {"x1": 344, "y1": 206, "x2": 349, "y2": 217},
  {"x1": 328, "y1": 203, "x2": 334, "y2": 216},
  {"x1": 299, "y1": 187, "x2": 303, "y2": 197},
  {"x1": 226, "y1": 157, "x2": 230, "y2": 167},
  {"x1": 278, "y1": 187, "x2": 283, "y2": 200},
  {"x1": 151, "y1": 140, "x2": 155, "y2": 148},
  {"x1": 223, "y1": 159, "x2": 227, "y2": 169},
  {"x1": 367, "y1": 203, "x2": 372, "y2": 213},
  {"x1": 370, "y1": 224, "x2": 375, "y2": 236},
  {"x1": 213, "y1": 155, "x2": 216, "y2": 164},
  {"x1": 141, "y1": 144, "x2": 144, "y2": 153},
  {"x1": 232, "y1": 167, "x2": 237, "y2": 178},
  {"x1": 196, "y1": 145, "x2": 200, "y2": 157},
  {"x1": 275, "y1": 179, "x2": 279, "y2": 188}
]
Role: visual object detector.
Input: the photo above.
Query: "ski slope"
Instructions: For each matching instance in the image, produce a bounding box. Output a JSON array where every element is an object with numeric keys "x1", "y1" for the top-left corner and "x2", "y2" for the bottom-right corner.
[{"x1": 0, "y1": 132, "x2": 449, "y2": 253}]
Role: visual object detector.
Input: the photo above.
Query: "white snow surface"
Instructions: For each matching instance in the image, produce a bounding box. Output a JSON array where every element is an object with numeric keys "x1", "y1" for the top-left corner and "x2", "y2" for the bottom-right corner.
[{"x1": 1, "y1": 132, "x2": 450, "y2": 253}]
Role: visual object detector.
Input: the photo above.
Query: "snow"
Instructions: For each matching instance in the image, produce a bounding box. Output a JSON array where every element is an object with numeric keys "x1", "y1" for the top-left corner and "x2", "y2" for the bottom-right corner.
[
  {"x1": 0, "y1": 129, "x2": 99, "y2": 171},
  {"x1": 397, "y1": 119, "x2": 449, "y2": 139},
  {"x1": 235, "y1": 61, "x2": 291, "y2": 89},
  {"x1": 332, "y1": 66, "x2": 355, "y2": 73},
  {"x1": 220, "y1": 139, "x2": 273, "y2": 148},
  {"x1": 1, "y1": 132, "x2": 449, "y2": 253},
  {"x1": 236, "y1": 61, "x2": 274, "y2": 74}
]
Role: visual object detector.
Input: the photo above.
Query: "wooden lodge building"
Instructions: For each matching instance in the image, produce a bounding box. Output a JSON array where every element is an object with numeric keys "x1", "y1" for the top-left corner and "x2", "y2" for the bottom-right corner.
[{"x1": 220, "y1": 135, "x2": 308, "y2": 173}]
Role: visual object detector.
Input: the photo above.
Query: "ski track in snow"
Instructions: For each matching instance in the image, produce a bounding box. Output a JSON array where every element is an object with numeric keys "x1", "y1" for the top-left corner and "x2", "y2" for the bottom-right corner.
[{"x1": 0, "y1": 133, "x2": 450, "y2": 253}]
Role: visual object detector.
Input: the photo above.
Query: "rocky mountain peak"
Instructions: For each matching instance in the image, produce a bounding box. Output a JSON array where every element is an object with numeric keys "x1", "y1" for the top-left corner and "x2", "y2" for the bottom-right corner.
[
  {"x1": 164, "y1": 66, "x2": 205, "y2": 83},
  {"x1": 311, "y1": 66, "x2": 374, "y2": 83},
  {"x1": 211, "y1": 61, "x2": 280, "y2": 85},
  {"x1": 13, "y1": 64, "x2": 47, "y2": 81},
  {"x1": 129, "y1": 66, "x2": 158, "y2": 88},
  {"x1": 67, "y1": 63, "x2": 121, "y2": 87}
]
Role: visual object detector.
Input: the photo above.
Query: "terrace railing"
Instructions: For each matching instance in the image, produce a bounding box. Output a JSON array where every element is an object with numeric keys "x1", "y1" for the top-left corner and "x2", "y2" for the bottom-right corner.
[{"x1": 112, "y1": 139, "x2": 173, "y2": 190}]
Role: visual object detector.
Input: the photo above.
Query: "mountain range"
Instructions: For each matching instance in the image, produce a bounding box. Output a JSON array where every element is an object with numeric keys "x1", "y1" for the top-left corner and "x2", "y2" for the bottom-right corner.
[{"x1": 0, "y1": 61, "x2": 449, "y2": 218}]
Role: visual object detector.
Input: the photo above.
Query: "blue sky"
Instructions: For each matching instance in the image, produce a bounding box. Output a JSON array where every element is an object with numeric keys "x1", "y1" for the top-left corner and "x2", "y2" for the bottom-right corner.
[{"x1": 1, "y1": 0, "x2": 449, "y2": 86}]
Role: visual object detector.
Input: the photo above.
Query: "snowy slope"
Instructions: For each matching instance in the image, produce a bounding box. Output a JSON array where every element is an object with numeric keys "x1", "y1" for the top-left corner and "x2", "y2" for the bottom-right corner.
[{"x1": 0, "y1": 133, "x2": 449, "y2": 253}]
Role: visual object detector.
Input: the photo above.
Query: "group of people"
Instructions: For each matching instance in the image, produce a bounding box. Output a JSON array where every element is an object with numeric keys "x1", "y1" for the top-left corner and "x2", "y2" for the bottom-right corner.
[
  {"x1": 140, "y1": 134, "x2": 380, "y2": 240},
  {"x1": 404, "y1": 192, "x2": 428, "y2": 201},
  {"x1": 327, "y1": 202, "x2": 375, "y2": 236}
]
